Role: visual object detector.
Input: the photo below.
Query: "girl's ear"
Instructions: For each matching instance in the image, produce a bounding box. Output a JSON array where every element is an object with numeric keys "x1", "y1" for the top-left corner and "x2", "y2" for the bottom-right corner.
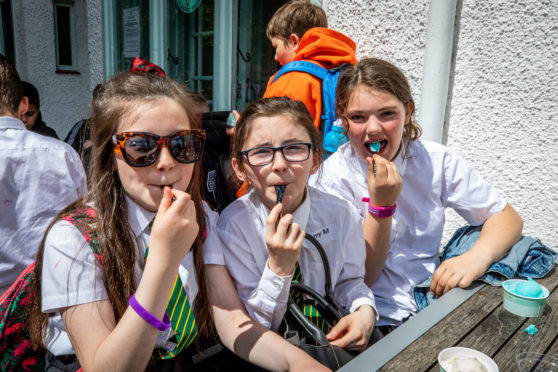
[
  {"x1": 309, "y1": 152, "x2": 320, "y2": 175},
  {"x1": 231, "y1": 157, "x2": 248, "y2": 182},
  {"x1": 404, "y1": 101, "x2": 415, "y2": 125}
]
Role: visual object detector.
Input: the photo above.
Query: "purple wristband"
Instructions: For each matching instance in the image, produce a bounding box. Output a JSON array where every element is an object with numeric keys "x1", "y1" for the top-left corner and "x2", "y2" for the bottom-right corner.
[{"x1": 128, "y1": 294, "x2": 171, "y2": 331}]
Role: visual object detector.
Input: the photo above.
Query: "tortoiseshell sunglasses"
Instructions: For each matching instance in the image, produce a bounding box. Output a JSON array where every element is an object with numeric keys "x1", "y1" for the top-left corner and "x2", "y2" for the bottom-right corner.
[{"x1": 112, "y1": 130, "x2": 206, "y2": 167}]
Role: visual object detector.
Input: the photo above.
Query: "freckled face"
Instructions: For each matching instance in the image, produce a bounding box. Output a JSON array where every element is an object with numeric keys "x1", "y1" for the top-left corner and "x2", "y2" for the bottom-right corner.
[
  {"x1": 344, "y1": 85, "x2": 412, "y2": 162},
  {"x1": 232, "y1": 114, "x2": 319, "y2": 214},
  {"x1": 114, "y1": 98, "x2": 194, "y2": 212},
  {"x1": 271, "y1": 37, "x2": 297, "y2": 66}
]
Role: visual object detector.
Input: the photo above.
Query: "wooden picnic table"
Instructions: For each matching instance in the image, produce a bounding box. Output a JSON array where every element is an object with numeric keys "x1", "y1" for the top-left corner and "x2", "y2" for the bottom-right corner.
[{"x1": 340, "y1": 268, "x2": 558, "y2": 371}]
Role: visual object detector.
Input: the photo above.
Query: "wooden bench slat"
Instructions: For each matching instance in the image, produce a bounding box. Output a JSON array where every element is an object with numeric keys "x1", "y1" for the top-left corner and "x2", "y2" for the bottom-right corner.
[{"x1": 380, "y1": 284, "x2": 501, "y2": 371}]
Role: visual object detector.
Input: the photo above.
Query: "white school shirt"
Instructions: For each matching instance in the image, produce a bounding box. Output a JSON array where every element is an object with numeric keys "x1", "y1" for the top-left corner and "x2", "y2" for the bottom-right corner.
[
  {"x1": 311, "y1": 140, "x2": 507, "y2": 326},
  {"x1": 202, "y1": 206, "x2": 225, "y2": 266},
  {"x1": 0, "y1": 116, "x2": 86, "y2": 294},
  {"x1": 41, "y1": 197, "x2": 215, "y2": 356},
  {"x1": 218, "y1": 186, "x2": 376, "y2": 331}
]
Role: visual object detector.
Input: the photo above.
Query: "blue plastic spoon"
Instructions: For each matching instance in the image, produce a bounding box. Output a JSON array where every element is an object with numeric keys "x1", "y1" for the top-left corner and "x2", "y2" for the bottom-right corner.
[
  {"x1": 369, "y1": 142, "x2": 381, "y2": 174},
  {"x1": 369, "y1": 142, "x2": 381, "y2": 153}
]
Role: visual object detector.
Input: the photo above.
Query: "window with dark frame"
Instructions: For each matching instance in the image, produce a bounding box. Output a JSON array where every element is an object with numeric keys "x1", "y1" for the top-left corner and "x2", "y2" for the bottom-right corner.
[
  {"x1": 53, "y1": 1, "x2": 76, "y2": 71},
  {"x1": 0, "y1": 0, "x2": 16, "y2": 65}
]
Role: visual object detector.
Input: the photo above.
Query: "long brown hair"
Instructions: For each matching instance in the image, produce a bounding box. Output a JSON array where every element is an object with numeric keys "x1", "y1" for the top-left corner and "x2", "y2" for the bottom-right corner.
[
  {"x1": 29, "y1": 72, "x2": 213, "y2": 349},
  {"x1": 336, "y1": 57, "x2": 422, "y2": 153}
]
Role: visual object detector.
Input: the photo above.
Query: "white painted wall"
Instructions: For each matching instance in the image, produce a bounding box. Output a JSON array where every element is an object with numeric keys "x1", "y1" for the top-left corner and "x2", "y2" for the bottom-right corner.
[
  {"x1": 12, "y1": 0, "x2": 104, "y2": 139},
  {"x1": 325, "y1": 0, "x2": 558, "y2": 250}
]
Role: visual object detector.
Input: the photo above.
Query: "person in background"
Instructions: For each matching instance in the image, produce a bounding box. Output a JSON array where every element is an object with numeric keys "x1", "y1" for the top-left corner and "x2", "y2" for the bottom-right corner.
[
  {"x1": 64, "y1": 83, "x2": 104, "y2": 180},
  {"x1": 0, "y1": 54, "x2": 86, "y2": 295},
  {"x1": 189, "y1": 91, "x2": 210, "y2": 116},
  {"x1": 263, "y1": 0, "x2": 357, "y2": 131},
  {"x1": 21, "y1": 81, "x2": 59, "y2": 139}
]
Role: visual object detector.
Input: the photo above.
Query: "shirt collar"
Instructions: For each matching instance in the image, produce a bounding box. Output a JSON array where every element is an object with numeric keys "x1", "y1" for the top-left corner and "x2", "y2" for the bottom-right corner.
[
  {"x1": 0, "y1": 116, "x2": 26, "y2": 130},
  {"x1": 125, "y1": 195, "x2": 156, "y2": 238},
  {"x1": 251, "y1": 187, "x2": 311, "y2": 231}
]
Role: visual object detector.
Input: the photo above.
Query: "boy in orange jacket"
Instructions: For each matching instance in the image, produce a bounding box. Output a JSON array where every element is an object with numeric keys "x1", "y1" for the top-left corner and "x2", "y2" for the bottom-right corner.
[{"x1": 263, "y1": 0, "x2": 357, "y2": 130}]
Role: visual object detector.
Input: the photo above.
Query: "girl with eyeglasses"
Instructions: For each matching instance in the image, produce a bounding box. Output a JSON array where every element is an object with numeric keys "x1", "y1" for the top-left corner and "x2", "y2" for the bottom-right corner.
[
  {"x1": 218, "y1": 96, "x2": 377, "y2": 353},
  {"x1": 26, "y1": 73, "x2": 324, "y2": 371}
]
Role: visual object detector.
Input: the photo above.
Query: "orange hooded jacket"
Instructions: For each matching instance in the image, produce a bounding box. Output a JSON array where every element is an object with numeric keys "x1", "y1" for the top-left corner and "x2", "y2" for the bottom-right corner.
[{"x1": 263, "y1": 27, "x2": 357, "y2": 130}]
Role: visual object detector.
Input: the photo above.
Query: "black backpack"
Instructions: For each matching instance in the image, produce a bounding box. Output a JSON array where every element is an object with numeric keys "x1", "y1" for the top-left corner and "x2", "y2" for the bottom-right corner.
[{"x1": 200, "y1": 111, "x2": 238, "y2": 212}]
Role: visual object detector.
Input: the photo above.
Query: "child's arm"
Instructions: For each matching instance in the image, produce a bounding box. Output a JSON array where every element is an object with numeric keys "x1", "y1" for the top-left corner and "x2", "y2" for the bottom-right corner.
[
  {"x1": 265, "y1": 203, "x2": 305, "y2": 276},
  {"x1": 219, "y1": 203, "x2": 304, "y2": 330},
  {"x1": 328, "y1": 200, "x2": 377, "y2": 351},
  {"x1": 430, "y1": 203, "x2": 523, "y2": 296},
  {"x1": 62, "y1": 187, "x2": 199, "y2": 371},
  {"x1": 363, "y1": 155, "x2": 403, "y2": 286},
  {"x1": 207, "y1": 264, "x2": 331, "y2": 372}
]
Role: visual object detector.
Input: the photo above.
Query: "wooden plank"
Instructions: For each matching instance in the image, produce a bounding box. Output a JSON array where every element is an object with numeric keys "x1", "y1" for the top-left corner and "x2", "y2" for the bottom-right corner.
[
  {"x1": 380, "y1": 284, "x2": 502, "y2": 371},
  {"x1": 339, "y1": 283, "x2": 484, "y2": 372},
  {"x1": 457, "y1": 306, "x2": 527, "y2": 357},
  {"x1": 491, "y1": 271, "x2": 558, "y2": 371}
]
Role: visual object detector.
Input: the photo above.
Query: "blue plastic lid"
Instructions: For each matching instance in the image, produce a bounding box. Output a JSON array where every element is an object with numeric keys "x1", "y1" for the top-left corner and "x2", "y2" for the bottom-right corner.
[{"x1": 513, "y1": 278, "x2": 544, "y2": 298}]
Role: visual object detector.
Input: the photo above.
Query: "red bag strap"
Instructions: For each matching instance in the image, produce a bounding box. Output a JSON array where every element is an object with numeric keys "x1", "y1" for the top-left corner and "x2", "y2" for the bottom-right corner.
[{"x1": 61, "y1": 207, "x2": 102, "y2": 264}]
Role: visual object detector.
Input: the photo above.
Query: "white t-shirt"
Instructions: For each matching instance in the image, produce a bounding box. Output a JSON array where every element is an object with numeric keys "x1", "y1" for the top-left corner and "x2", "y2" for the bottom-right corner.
[
  {"x1": 311, "y1": 140, "x2": 507, "y2": 326},
  {"x1": 218, "y1": 186, "x2": 376, "y2": 331},
  {"x1": 41, "y1": 198, "x2": 216, "y2": 356},
  {"x1": 0, "y1": 116, "x2": 86, "y2": 294}
]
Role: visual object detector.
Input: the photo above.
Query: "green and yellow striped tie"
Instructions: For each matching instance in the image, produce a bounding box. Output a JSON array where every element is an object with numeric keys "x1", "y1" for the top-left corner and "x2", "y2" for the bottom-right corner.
[
  {"x1": 290, "y1": 262, "x2": 330, "y2": 333},
  {"x1": 145, "y1": 222, "x2": 197, "y2": 359}
]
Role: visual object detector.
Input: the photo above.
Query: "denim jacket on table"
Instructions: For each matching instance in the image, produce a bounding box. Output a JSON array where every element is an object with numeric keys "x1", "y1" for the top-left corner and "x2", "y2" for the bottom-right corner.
[{"x1": 413, "y1": 225, "x2": 556, "y2": 311}]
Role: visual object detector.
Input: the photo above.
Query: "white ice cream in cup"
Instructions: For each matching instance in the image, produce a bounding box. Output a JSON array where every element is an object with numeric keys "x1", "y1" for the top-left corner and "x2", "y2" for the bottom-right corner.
[{"x1": 438, "y1": 347, "x2": 498, "y2": 372}]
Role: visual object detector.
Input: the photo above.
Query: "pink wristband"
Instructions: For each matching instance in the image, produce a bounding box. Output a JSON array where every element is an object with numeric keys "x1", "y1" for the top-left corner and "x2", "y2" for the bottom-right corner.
[
  {"x1": 361, "y1": 197, "x2": 396, "y2": 218},
  {"x1": 128, "y1": 294, "x2": 171, "y2": 331}
]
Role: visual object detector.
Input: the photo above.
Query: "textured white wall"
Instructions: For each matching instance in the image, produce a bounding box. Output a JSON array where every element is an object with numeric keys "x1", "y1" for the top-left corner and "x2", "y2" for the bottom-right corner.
[
  {"x1": 12, "y1": 0, "x2": 104, "y2": 139},
  {"x1": 446, "y1": 0, "x2": 558, "y2": 250},
  {"x1": 325, "y1": 0, "x2": 558, "y2": 250}
]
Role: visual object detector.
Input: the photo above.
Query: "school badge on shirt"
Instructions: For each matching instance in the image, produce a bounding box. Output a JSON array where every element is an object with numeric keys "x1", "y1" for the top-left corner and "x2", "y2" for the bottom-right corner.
[{"x1": 308, "y1": 225, "x2": 333, "y2": 242}]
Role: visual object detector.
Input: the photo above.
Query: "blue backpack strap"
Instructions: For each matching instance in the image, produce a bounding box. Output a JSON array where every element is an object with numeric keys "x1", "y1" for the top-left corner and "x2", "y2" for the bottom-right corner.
[
  {"x1": 321, "y1": 63, "x2": 351, "y2": 138},
  {"x1": 271, "y1": 61, "x2": 328, "y2": 84}
]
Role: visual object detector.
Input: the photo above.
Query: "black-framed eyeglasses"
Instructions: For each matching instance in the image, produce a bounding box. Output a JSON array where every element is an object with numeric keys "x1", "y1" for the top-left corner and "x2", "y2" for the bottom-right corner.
[
  {"x1": 112, "y1": 130, "x2": 205, "y2": 167},
  {"x1": 240, "y1": 142, "x2": 314, "y2": 167}
]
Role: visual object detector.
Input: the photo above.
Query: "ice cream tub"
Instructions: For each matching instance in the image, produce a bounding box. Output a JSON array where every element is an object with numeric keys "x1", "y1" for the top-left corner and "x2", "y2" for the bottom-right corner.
[
  {"x1": 502, "y1": 279, "x2": 549, "y2": 318},
  {"x1": 438, "y1": 347, "x2": 498, "y2": 372}
]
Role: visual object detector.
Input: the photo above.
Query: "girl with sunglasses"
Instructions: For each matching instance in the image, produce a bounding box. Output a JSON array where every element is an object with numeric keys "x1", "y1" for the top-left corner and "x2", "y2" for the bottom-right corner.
[
  {"x1": 27, "y1": 73, "x2": 328, "y2": 372},
  {"x1": 25, "y1": 72, "x2": 210, "y2": 371},
  {"x1": 218, "y1": 96, "x2": 377, "y2": 352}
]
